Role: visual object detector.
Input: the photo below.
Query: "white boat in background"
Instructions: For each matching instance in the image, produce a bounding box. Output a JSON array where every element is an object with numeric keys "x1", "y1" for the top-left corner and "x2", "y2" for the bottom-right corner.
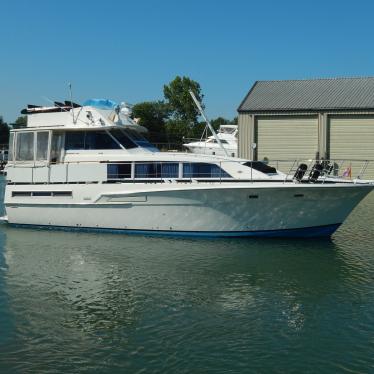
[
  {"x1": 2, "y1": 98, "x2": 374, "y2": 238},
  {"x1": 183, "y1": 124, "x2": 238, "y2": 157}
]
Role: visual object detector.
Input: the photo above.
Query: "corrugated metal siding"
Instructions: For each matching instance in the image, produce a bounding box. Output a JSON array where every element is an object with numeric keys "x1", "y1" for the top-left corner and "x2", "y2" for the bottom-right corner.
[
  {"x1": 238, "y1": 114, "x2": 252, "y2": 159},
  {"x1": 329, "y1": 116, "x2": 374, "y2": 179},
  {"x1": 256, "y1": 117, "x2": 319, "y2": 173},
  {"x1": 239, "y1": 78, "x2": 374, "y2": 112}
]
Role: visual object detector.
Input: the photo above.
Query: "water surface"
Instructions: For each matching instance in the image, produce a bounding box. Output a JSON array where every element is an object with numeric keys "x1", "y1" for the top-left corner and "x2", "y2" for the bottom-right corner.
[{"x1": 0, "y1": 189, "x2": 373, "y2": 373}]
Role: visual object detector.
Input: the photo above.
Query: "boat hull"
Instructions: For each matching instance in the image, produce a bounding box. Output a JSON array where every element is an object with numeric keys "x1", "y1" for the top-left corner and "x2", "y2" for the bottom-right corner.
[{"x1": 4, "y1": 183, "x2": 373, "y2": 238}]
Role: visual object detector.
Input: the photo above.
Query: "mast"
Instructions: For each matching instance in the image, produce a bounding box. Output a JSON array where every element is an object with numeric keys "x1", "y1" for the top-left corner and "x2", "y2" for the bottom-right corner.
[{"x1": 189, "y1": 90, "x2": 229, "y2": 157}]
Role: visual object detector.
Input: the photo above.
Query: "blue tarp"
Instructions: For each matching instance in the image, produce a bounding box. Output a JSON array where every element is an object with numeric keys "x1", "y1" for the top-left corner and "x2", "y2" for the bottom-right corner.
[{"x1": 83, "y1": 98, "x2": 117, "y2": 109}]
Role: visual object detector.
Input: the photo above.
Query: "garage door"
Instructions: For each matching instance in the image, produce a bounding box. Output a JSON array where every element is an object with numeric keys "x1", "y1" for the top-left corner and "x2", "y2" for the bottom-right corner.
[
  {"x1": 256, "y1": 117, "x2": 319, "y2": 173},
  {"x1": 329, "y1": 116, "x2": 374, "y2": 179}
]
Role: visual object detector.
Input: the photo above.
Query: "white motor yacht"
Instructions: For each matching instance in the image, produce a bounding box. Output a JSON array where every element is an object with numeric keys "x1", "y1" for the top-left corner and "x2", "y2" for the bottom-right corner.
[
  {"x1": 183, "y1": 124, "x2": 238, "y2": 157},
  {"x1": 2, "y1": 99, "x2": 373, "y2": 238}
]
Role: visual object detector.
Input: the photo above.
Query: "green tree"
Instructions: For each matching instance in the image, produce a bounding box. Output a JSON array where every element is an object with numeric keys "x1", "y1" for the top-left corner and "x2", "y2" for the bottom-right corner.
[
  {"x1": 132, "y1": 101, "x2": 170, "y2": 143},
  {"x1": 189, "y1": 121, "x2": 208, "y2": 139},
  {"x1": 163, "y1": 76, "x2": 203, "y2": 125},
  {"x1": 0, "y1": 116, "x2": 10, "y2": 144},
  {"x1": 165, "y1": 120, "x2": 207, "y2": 145},
  {"x1": 165, "y1": 119, "x2": 190, "y2": 144},
  {"x1": 190, "y1": 117, "x2": 237, "y2": 140},
  {"x1": 210, "y1": 117, "x2": 230, "y2": 131},
  {"x1": 12, "y1": 116, "x2": 27, "y2": 129},
  {"x1": 210, "y1": 116, "x2": 238, "y2": 129}
]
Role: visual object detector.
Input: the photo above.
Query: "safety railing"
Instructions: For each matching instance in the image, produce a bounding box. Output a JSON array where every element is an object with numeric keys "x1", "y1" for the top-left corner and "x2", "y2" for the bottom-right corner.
[
  {"x1": 5, "y1": 158, "x2": 374, "y2": 185},
  {"x1": 269, "y1": 159, "x2": 373, "y2": 183}
]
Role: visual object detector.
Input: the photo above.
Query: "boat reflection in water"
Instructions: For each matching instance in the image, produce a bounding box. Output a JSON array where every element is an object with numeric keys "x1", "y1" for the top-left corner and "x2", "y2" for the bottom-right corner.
[{"x1": 2, "y1": 218, "x2": 373, "y2": 372}]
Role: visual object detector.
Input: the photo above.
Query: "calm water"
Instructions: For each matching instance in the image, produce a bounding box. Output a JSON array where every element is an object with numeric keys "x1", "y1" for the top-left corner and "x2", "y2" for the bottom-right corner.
[{"x1": 0, "y1": 186, "x2": 373, "y2": 373}]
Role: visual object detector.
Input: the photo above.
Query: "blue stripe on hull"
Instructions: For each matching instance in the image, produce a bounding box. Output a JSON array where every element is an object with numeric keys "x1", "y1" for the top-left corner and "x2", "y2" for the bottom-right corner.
[{"x1": 7, "y1": 223, "x2": 342, "y2": 238}]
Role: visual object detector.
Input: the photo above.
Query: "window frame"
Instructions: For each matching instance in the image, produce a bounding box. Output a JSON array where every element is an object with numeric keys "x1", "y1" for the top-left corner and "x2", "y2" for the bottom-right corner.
[
  {"x1": 35, "y1": 131, "x2": 50, "y2": 162},
  {"x1": 64, "y1": 130, "x2": 123, "y2": 151},
  {"x1": 15, "y1": 131, "x2": 35, "y2": 162},
  {"x1": 134, "y1": 162, "x2": 179, "y2": 179},
  {"x1": 108, "y1": 129, "x2": 137, "y2": 150},
  {"x1": 105, "y1": 161, "x2": 232, "y2": 181},
  {"x1": 107, "y1": 163, "x2": 133, "y2": 180},
  {"x1": 182, "y1": 162, "x2": 231, "y2": 179},
  {"x1": 8, "y1": 132, "x2": 14, "y2": 163},
  {"x1": 50, "y1": 131, "x2": 65, "y2": 164}
]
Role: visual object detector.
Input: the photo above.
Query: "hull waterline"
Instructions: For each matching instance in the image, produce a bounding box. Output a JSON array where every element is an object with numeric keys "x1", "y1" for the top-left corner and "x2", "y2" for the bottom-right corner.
[{"x1": 8, "y1": 223, "x2": 341, "y2": 238}]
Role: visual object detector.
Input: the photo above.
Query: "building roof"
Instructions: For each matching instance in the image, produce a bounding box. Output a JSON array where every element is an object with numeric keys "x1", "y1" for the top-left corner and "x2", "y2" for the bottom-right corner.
[{"x1": 238, "y1": 77, "x2": 374, "y2": 112}]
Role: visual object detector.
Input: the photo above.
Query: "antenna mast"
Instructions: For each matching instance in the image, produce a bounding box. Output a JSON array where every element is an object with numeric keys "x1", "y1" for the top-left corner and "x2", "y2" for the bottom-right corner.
[
  {"x1": 189, "y1": 90, "x2": 229, "y2": 157},
  {"x1": 68, "y1": 83, "x2": 76, "y2": 124}
]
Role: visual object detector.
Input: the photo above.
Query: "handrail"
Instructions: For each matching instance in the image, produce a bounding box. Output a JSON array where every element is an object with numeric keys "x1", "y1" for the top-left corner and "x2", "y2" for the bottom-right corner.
[
  {"x1": 5, "y1": 158, "x2": 374, "y2": 184},
  {"x1": 283, "y1": 159, "x2": 298, "y2": 184}
]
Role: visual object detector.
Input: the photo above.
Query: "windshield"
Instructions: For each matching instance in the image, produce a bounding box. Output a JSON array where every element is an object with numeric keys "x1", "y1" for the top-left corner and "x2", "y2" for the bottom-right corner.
[
  {"x1": 125, "y1": 129, "x2": 146, "y2": 141},
  {"x1": 109, "y1": 129, "x2": 137, "y2": 149},
  {"x1": 65, "y1": 131, "x2": 121, "y2": 150},
  {"x1": 121, "y1": 129, "x2": 159, "y2": 151},
  {"x1": 219, "y1": 126, "x2": 237, "y2": 134}
]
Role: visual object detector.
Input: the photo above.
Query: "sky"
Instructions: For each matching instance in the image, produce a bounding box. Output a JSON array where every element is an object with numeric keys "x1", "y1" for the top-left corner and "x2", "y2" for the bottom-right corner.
[{"x1": 1, "y1": 0, "x2": 374, "y2": 122}]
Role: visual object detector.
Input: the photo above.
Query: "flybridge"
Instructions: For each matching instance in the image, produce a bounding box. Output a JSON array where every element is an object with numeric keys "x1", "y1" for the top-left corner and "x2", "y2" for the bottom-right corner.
[{"x1": 19, "y1": 99, "x2": 147, "y2": 132}]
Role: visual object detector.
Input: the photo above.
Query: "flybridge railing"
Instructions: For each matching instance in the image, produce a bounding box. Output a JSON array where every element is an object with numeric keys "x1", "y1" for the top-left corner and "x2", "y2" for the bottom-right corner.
[{"x1": 6, "y1": 159, "x2": 374, "y2": 184}]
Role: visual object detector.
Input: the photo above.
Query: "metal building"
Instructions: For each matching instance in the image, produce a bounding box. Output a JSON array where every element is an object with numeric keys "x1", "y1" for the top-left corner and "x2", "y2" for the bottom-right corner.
[{"x1": 238, "y1": 77, "x2": 374, "y2": 177}]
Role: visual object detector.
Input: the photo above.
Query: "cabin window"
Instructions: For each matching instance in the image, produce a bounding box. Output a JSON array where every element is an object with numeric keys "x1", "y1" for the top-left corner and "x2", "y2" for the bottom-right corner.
[
  {"x1": 16, "y1": 132, "x2": 34, "y2": 161},
  {"x1": 243, "y1": 161, "x2": 277, "y2": 174},
  {"x1": 36, "y1": 132, "x2": 49, "y2": 160},
  {"x1": 50, "y1": 132, "x2": 64, "y2": 163},
  {"x1": 12, "y1": 191, "x2": 72, "y2": 197},
  {"x1": 65, "y1": 132, "x2": 85, "y2": 149},
  {"x1": 32, "y1": 191, "x2": 53, "y2": 197},
  {"x1": 97, "y1": 131, "x2": 121, "y2": 149},
  {"x1": 12, "y1": 191, "x2": 32, "y2": 197},
  {"x1": 65, "y1": 131, "x2": 121, "y2": 150},
  {"x1": 86, "y1": 131, "x2": 121, "y2": 149},
  {"x1": 8, "y1": 133, "x2": 14, "y2": 162},
  {"x1": 125, "y1": 129, "x2": 158, "y2": 150},
  {"x1": 183, "y1": 163, "x2": 231, "y2": 178},
  {"x1": 107, "y1": 163, "x2": 132, "y2": 179},
  {"x1": 125, "y1": 129, "x2": 145, "y2": 141},
  {"x1": 110, "y1": 129, "x2": 137, "y2": 149},
  {"x1": 207, "y1": 139, "x2": 228, "y2": 144},
  {"x1": 135, "y1": 162, "x2": 179, "y2": 178}
]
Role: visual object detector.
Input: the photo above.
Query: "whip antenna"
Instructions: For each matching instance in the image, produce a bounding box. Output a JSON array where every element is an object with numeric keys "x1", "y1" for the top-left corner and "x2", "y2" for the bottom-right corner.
[{"x1": 68, "y1": 83, "x2": 76, "y2": 124}]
